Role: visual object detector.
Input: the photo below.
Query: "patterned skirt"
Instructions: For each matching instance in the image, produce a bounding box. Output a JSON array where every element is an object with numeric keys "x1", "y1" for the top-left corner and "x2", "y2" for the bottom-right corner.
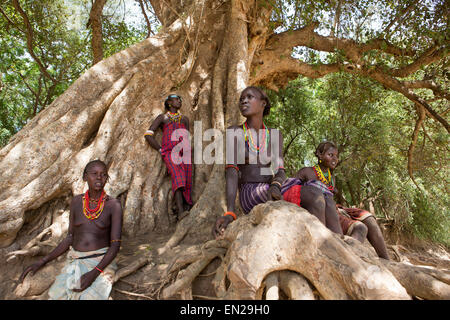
[{"x1": 239, "y1": 178, "x2": 303, "y2": 214}]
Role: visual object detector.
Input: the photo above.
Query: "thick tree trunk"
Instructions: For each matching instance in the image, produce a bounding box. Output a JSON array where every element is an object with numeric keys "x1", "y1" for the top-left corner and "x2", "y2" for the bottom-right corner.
[{"x1": 0, "y1": 0, "x2": 231, "y2": 248}]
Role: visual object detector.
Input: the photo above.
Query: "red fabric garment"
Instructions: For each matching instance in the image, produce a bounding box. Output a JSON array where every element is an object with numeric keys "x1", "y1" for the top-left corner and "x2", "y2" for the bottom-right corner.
[
  {"x1": 336, "y1": 204, "x2": 373, "y2": 235},
  {"x1": 336, "y1": 204, "x2": 372, "y2": 220},
  {"x1": 161, "y1": 121, "x2": 192, "y2": 205},
  {"x1": 282, "y1": 184, "x2": 302, "y2": 207}
]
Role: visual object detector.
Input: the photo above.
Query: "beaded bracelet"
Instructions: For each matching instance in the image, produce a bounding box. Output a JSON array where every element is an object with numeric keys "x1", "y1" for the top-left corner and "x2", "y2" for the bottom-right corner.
[
  {"x1": 111, "y1": 239, "x2": 122, "y2": 243},
  {"x1": 95, "y1": 266, "x2": 103, "y2": 273},
  {"x1": 144, "y1": 130, "x2": 155, "y2": 136},
  {"x1": 225, "y1": 164, "x2": 239, "y2": 171},
  {"x1": 224, "y1": 211, "x2": 237, "y2": 220},
  {"x1": 270, "y1": 180, "x2": 282, "y2": 188}
]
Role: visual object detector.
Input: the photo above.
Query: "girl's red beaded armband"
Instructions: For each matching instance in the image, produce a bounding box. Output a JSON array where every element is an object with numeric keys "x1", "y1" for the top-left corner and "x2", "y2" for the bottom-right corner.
[{"x1": 224, "y1": 211, "x2": 237, "y2": 220}]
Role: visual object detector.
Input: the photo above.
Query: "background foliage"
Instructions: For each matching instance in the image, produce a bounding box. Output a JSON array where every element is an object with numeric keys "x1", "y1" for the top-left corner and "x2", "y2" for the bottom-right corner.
[
  {"x1": 0, "y1": 0, "x2": 149, "y2": 145},
  {"x1": 266, "y1": 74, "x2": 449, "y2": 245}
]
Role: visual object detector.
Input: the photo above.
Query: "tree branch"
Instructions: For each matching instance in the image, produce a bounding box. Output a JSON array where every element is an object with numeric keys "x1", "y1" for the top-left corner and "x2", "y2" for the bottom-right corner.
[
  {"x1": 283, "y1": 129, "x2": 300, "y2": 157},
  {"x1": 407, "y1": 105, "x2": 426, "y2": 190},
  {"x1": 360, "y1": 66, "x2": 449, "y2": 132},
  {"x1": 330, "y1": 0, "x2": 342, "y2": 38},
  {"x1": 87, "y1": 0, "x2": 108, "y2": 65},
  {"x1": 264, "y1": 23, "x2": 415, "y2": 63},
  {"x1": 0, "y1": 5, "x2": 24, "y2": 33},
  {"x1": 11, "y1": 0, "x2": 56, "y2": 84},
  {"x1": 390, "y1": 46, "x2": 448, "y2": 78},
  {"x1": 403, "y1": 80, "x2": 450, "y2": 100},
  {"x1": 137, "y1": 0, "x2": 153, "y2": 38},
  {"x1": 251, "y1": 56, "x2": 340, "y2": 91},
  {"x1": 252, "y1": 22, "x2": 449, "y2": 132},
  {"x1": 381, "y1": 0, "x2": 418, "y2": 37},
  {"x1": 362, "y1": 38, "x2": 415, "y2": 57}
]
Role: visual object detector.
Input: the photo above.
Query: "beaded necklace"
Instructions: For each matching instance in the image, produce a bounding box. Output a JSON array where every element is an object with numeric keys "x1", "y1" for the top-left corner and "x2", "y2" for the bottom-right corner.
[
  {"x1": 167, "y1": 111, "x2": 181, "y2": 123},
  {"x1": 243, "y1": 122, "x2": 269, "y2": 153},
  {"x1": 313, "y1": 164, "x2": 334, "y2": 192},
  {"x1": 82, "y1": 190, "x2": 106, "y2": 220}
]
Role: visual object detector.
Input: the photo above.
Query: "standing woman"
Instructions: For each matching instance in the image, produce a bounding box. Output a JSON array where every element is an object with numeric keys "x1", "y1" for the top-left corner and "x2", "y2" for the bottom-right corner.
[
  {"x1": 213, "y1": 87, "x2": 335, "y2": 238},
  {"x1": 19, "y1": 160, "x2": 123, "y2": 299},
  {"x1": 144, "y1": 94, "x2": 193, "y2": 221}
]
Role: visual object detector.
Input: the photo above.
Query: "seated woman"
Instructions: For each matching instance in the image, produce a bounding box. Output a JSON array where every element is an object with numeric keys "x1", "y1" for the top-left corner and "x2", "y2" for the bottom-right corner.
[
  {"x1": 295, "y1": 142, "x2": 343, "y2": 234},
  {"x1": 213, "y1": 87, "x2": 341, "y2": 238},
  {"x1": 19, "y1": 160, "x2": 123, "y2": 299},
  {"x1": 144, "y1": 94, "x2": 193, "y2": 221},
  {"x1": 296, "y1": 141, "x2": 389, "y2": 259}
]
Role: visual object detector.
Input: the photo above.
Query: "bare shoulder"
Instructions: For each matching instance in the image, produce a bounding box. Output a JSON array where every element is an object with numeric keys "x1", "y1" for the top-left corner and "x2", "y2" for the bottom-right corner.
[
  {"x1": 148, "y1": 113, "x2": 166, "y2": 130},
  {"x1": 295, "y1": 167, "x2": 314, "y2": 180},
  {"x1": 71, "y1": 194, "x2": 83, "y2": 205},
  {"x1": 150, "y1": 113, "x2": 162, "y2": 122},
  {"x1": 157, "y1": 113, "x2": 168, "y2": 123},
  {"x1": 106, "y1": 197, "x2": 122, "y2": 212}
]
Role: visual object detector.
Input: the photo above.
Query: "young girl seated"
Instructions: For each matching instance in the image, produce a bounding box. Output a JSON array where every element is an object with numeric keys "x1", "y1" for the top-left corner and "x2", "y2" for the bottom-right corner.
[
  {"x1": 213, "y1": 87, "x2": 340, "y2": 238},
  {"x1": 19, "y1": 160, "x2": 123, "y2": 299},
  {"x1": 296, "y1": 142, "x2": 389, "y2": 259}
]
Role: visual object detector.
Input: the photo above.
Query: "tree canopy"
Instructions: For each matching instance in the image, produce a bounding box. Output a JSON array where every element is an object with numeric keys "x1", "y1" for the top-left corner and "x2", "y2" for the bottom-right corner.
[{"x1": 0, "y1": 0, "x2": 149, "y2": 145}]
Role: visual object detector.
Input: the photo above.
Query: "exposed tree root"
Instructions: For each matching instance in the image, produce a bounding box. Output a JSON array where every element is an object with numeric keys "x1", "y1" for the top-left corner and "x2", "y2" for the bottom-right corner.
[
  {"x1": 278, "y1": 270, "x2": 316, "y2": 300},
  {"x1": 179, "y1": 286, "x2": 193, "y2": 300},
  {"x1": 164, "y1": 239, "x2": 229, "y2": 276},
  {"x1": 381, "y1": 260, "x2": 450, "y2": 300},
  {"x1": 161, "y1": 243, "x2": 227, "y2": 299},
  {"x1": 263, "y1": 272, "x2": 279, "y2": 300},
  {"x1": 113, "y1": 255, "x2": 150, "y2": 283},
  {"x1": 113, "y1": 288, "x2": 153, "y2": 300},
  {"x1": 7, "y1": 210, "x2": 69, "y2": 262},
  {"x1": 161, "y1": 201, "x2": 449, "y2": 300}
]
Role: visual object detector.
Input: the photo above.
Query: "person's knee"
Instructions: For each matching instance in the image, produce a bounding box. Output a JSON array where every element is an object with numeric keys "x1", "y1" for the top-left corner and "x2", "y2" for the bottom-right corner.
[
  {"x1": 363, "y1": 215, "x2": 376, "y2": 225},
  {"x1": 305, "y1": 187, "x2": 326, "y2": 209},
  {"x1": 362, "y1": 216, "x2": 380, "y2": 232},
  {"x1": 351, "y1": 222, "x2": 368, "y2": 240}
]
